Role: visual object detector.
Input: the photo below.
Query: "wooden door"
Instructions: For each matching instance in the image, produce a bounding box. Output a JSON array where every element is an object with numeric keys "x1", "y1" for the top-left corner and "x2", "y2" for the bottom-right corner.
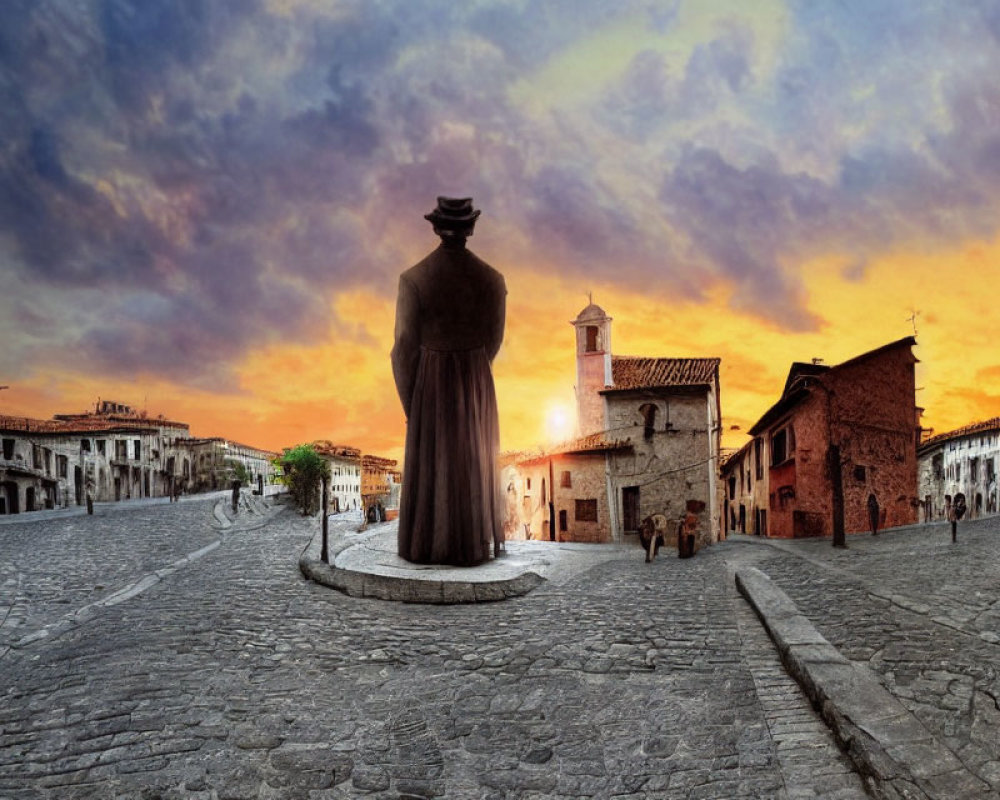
[{"x1": 623, "y1": 486, "x2": 640, "y2": 533}]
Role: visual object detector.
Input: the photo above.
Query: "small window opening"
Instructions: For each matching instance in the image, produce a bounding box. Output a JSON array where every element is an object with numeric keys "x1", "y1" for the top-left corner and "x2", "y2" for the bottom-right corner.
[{"x1": 639, "y1": 403, "x2": 657, "y2": 441}]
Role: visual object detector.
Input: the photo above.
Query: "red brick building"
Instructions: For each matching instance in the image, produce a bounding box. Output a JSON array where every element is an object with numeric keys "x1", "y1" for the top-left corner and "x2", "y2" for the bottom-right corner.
[{"x1": 722, "y1": 337, "x2": 920, "y2": 538}]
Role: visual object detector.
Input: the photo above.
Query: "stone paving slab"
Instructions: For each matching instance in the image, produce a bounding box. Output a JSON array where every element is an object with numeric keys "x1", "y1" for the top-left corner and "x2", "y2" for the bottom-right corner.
[
  {"x1": 300, "y1": 519, "x2": 635, "y2": 603},
  {"x1": 737, "y1": 566, "x2": 998, "y2": 800}
]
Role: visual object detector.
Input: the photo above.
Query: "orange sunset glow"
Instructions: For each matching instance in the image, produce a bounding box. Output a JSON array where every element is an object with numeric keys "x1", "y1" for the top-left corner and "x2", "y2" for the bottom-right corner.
[{"x1": 3, "y1": 2, "x2": 1000, "y2": 462}]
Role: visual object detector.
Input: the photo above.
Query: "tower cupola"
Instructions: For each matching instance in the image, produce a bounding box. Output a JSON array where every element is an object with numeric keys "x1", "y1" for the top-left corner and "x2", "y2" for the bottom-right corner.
[{"x1": 571, "y1": 297, "x2": 612, "y2": 436}]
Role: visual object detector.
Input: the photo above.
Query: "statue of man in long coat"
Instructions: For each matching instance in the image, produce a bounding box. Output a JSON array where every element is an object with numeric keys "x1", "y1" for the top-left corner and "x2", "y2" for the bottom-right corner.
[{"x1": 391, "y1": 197, "x2": 506, "y2": 566}]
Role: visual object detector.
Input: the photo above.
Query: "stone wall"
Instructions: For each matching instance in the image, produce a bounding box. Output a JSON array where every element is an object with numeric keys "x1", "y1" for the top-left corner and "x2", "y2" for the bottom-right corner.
[{"x1": 605, "y1": 390, "x2": 715, "y2": 546}]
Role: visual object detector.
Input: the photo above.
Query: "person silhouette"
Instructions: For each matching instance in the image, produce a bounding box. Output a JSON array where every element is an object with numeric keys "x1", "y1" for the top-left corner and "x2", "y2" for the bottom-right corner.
[{"x1": 391, "y1": 197, "x2": 506, "y2": 566}]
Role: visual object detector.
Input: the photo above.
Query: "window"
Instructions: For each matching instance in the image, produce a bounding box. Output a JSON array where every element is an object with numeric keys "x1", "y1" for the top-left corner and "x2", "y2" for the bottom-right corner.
[
  {"x1": 754, "y1": 438, "x2": 764, "y2": 480},
  {"x1": 932, "y1": 454, "x2": 944, "y2": 480},
  {"x1": 585, "y1": 325, "x2": 598, "y2": 352},
  {"x1": 116, "y1": 440, "x2": 128, "y2": 460},
  {"x1": 81, "y1": 438, "x2": 91, "y2": 453},
  {"x1": 559, "y1": 510, "x2": 567, "y2": 532},
  {"x1": 853, "y1": 465, "x2": 866, "y2": 482},
  {"x1": 526, "y1": 477, "x2": 531, "y2": 491},
  {"x1": 134, "y1": 440, "x2": 141, "y2": 460},
  {"x1": 560, "y1": 470, "x2": 571, "y2": 488},
  {"x1": 971, "y1": 457, "x2": 979, "y2": 483},
  {"x1": 956, "y1": 463, "x2": 961, "y2": 482},
  {"x1": 771, "y1": 429, "x2": 788, "y2": 466},
  {"x1": 96, "y1": 439, "x2": 106, "y2": 455},
  {"x1": 2, "y1": 439, "x2": 13, "y2": 460},
  {"x1": 32, "y1": 445, "x2": 42, "y2": 469},
  {"x1": 57, "y1": 455, "x2": 68, "y2": 478},
  {"x1": 987, "y1": 458, "x2": 996, "y2": 483},
  {"x1": 639, "y1": 403, "x2": 657, "y2": 441},
  {"x1": 575, "y1": 498, "x2": 598, "y2": 522}
]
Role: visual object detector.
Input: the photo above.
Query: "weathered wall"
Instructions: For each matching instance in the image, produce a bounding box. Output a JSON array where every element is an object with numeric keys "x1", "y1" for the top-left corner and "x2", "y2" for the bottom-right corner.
[
  {"x1": 551, "y1": 453, "x2": 611, "y2": 543},
  {"x1": 503, "y1": 454, "x2": 611, "y2": 543},
  {"x1": 919, "y1": 432, "x2": 1000, "y2": 522},
  {"x1": 605, "y1": 390, "x2": 714, "y2": 547},
  {"x1": 576, "y1": 353, "x2": 609, "y2": 436},
  {"x1": 829, "y1": 346, "x2": 919, "y2": 533}
]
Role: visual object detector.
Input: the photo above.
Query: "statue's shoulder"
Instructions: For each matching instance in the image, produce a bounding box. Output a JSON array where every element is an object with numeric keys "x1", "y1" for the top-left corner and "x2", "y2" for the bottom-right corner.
[{"x1": 465, "y1": 249, "x2": 506, "y2": 291}]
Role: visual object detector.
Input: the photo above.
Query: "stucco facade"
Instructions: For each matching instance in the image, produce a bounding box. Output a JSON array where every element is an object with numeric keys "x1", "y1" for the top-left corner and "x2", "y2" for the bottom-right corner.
[
  {"x1": 314, "y1": 442, "x2": 363, "y2": 514},
  {"x1": 0, "y1": 400, "x2": 277, "y2": 515},
  {"x1": 918, "y1": 418, "x2": 1000, "y2": 522}
]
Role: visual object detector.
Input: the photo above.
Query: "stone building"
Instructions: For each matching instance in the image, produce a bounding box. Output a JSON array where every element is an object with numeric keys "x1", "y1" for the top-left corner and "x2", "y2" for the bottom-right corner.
[
  {"x1": 505, "y1": 302, "x2": 721, "y2": 546},
  {"x1": 1, "y1": 401, "x2": 191, "y2": 513},
  {"x1": 0, "y1": 399, "x2": 278, "y2": 515},
  {"x1": 361, "y1": 454, "x2": 397, "y2": 521},
  {"x1": 501, "y1": 433, "x2": 632, "y2": 543},
  {"x1": 187, "y1": 437, "x2": 278, "y2": 493},
  {"x1": 721, "y1": 338, "x2": 921, "y2": 538},
  {"x1": 313, "y1": 441, "x2": 362, "y2": 513},
  {"x1": 917, "y1": 417, "x2": 1000, "y2": 522}
]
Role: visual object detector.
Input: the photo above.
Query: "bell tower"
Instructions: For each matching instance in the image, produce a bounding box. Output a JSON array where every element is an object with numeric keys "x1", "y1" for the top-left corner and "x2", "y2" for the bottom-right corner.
[{"x1": 571, "y1": 297, "x2": 612, "y2": 437}]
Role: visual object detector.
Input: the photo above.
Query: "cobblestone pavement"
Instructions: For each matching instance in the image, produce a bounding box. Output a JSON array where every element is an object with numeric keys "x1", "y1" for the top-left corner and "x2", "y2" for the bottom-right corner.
[
  {"x1": 730, "y1": 517, "x2": 1000, "y2": 795},
  {"x1": 0, "y1": 502, "x2": 864, "y2": 799},
  {"x1": 0, "y1": 501, "x2": 221, "y2": 655}
]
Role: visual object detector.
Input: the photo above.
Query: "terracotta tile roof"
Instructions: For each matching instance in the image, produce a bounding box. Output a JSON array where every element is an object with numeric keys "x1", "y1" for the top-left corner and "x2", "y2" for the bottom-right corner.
[
  {"x1": 607, "y1": 356, "x2": 719, "y2": 391},
  {"x1": 312, "y1": 441, "x2": 362, "y2": 461},
  {"x1": 53, "y1": 412, "x2": 190, "y2": 430},
  {"x1": 918, "y1": 417, "x2": 1000, "y2": 452},
  {"x1": 507, "y1": 433, "x2": 633, "y2": 464},
  {"x1": 0, "y1": 414, "x2": 168, "y2": 435},
  {"x1": 362, "y1": 454, "x2": 398, "y2": 469}
]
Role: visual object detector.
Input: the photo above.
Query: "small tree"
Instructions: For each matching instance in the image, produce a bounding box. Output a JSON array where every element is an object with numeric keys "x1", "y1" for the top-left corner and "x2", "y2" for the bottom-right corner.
[
  {"x1": 279, "y1": 444, "x2": 330, "y2": 515},
  {"x1": 227, "y1": 459, "x2": 253, "y2": 487}
]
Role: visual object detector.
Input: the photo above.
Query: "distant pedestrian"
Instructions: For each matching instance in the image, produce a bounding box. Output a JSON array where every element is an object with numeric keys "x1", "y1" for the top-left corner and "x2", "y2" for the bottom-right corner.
[
  {"x1": 950, "y1": 493, "x2": 966, "y2": 543},
  {"x1": 867, "y1": 493, "x2": 880, "y2": 536}
]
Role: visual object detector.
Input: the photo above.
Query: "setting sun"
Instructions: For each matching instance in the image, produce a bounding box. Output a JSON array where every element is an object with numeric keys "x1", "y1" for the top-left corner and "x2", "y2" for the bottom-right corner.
[{"x1": 544, "y1": 403, "x2": 573, "y2": 444}]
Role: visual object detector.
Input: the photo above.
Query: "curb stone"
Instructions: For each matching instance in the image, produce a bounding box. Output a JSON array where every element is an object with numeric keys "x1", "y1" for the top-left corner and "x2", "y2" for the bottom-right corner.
[
  {"x1": 736, "y1": 566, "x2": 998, "y2": 800},
  {"x1": 298, "y1": 527, "x2": 545, "y2": 604}
]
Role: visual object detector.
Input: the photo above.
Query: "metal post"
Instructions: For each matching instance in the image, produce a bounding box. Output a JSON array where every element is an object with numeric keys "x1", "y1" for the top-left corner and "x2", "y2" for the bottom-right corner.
[{"x1": 321, "y1": 476, "x2": 329, "y2": 563}]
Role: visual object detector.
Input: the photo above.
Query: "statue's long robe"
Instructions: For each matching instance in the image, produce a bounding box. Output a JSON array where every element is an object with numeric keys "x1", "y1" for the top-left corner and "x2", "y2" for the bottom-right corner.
[{"x1": 390, "y1": 242, "x2": 506, "y2": 566}]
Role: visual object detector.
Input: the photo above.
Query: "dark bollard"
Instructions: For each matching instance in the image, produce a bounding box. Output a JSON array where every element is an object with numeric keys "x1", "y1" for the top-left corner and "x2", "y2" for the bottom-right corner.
[
  {"x1": 86, "y1": 494, "x2": 93, "y2": 515},
  {"x1": 321, "y1": 476, "x2": 329, "y2": 563}
]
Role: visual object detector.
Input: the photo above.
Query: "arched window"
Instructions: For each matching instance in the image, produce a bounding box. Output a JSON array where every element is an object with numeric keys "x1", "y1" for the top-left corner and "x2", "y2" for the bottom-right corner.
[
  {"x1": 585, "y1": 326, "x2": 599, "y2": 352},
  {"x1": 639, "y1": 403, "x2": 657, "y2": 440}
]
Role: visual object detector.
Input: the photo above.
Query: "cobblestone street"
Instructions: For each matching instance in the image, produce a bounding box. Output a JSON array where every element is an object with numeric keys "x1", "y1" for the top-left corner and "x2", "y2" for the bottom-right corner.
[{"x1": 5, "y1": 502, "x2": 997, "y2": 798}]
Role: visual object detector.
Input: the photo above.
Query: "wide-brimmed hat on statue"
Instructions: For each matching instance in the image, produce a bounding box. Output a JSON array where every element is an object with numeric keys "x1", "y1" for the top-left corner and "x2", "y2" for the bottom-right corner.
[{"x1": 424, "y1": 196, "x2": 481, "y2": 229}]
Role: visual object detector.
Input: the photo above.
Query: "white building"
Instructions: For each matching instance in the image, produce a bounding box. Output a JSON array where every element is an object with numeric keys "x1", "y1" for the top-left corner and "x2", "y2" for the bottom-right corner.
[
  {"x1": 918, "y1": 417, "x2": 1000, "y2": 522},
  {"x1": 314, "y1": 442, "x2": 362, "y2": 513}
]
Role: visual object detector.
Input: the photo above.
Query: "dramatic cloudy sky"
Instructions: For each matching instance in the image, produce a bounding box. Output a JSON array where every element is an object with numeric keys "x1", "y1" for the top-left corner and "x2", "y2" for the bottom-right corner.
[{"x1": 3, "y1": 0, "x2": 1000, "y2": 459}]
